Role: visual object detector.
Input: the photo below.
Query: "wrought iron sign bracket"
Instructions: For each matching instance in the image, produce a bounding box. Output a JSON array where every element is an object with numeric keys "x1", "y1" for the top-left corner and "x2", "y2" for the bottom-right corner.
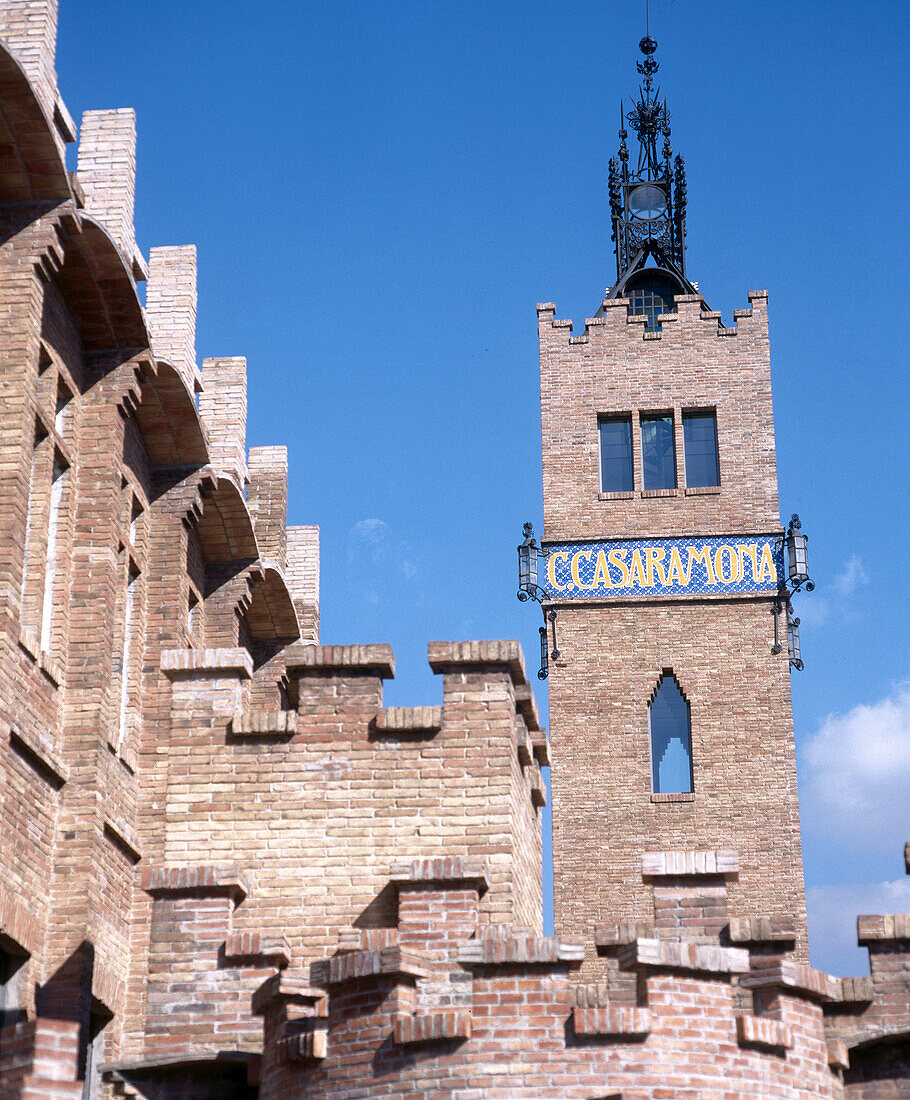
[
  {"x1": 517, "y1": 522, "x2": 561, "y2": 680},
  {"x1": 770, "y1": 514, "x2": 814, "y2": 671}
]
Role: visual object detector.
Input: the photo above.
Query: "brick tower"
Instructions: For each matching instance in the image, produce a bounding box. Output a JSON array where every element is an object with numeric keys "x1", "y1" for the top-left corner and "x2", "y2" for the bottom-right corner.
[{"x1": 537, "y1": 34, "x2": 810, "y2": 964}]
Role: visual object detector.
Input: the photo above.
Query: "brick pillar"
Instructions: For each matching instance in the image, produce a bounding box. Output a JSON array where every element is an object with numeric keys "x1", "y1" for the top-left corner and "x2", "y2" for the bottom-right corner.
[
  {"x1": 77, "y1": 109, "x2": 144, "y2": 278},
  {"x1": 0, "y1": 1018, "x2": 82, "y2": 1100},
  {"x1": 146, "y1": 246, "x2": 199, "y2": 395},
  {"x1": 247, "y1": 446, "x2": 287, "y2": 567},
  {"x1": 643, "y1": 850, "x2": 738, "y2": 945},
  {"x1": 199, "y1": 357, "x2": 247, "y2": 489},
  {"x1": 427, "y1": 640, "x2": 544, "y2": 933},
  {"x1": 393, "y1": 858, "x2": 486, "y2": 1013},
  {"x1": 285, "y1": 526, "x2": 319, "y2": 642},
  {"x1": 140, "y1": 866, "x2": 253, "y2": 1061}
]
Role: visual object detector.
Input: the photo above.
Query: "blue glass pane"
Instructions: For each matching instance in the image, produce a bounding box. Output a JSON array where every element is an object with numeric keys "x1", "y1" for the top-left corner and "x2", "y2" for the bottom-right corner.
[
  {"x1": 628, "y1": 283, "x2": 675, "y2": 332},
  {"x1": 599, "y1": 418, "x2": 633, "y2": 492},
  {"x1": 641, "y1": 416, "x2": 676, "y2": 490},
  {"x1": 650, "y1": 675, "x2": 693, "y2": 794},
  {"x1": 683, "y1": 414, "x2": 719, "y2": 488}
]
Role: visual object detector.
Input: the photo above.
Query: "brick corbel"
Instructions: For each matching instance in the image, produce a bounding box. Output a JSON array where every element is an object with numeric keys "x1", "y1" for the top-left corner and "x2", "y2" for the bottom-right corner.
[
  {"x1": 313, "y1": 946, "x2": 431, "y2": 987},
  {"x1": 251, "y1": 974, "x2": 326, "y2": 1017},
  {"x1": 160, "y1": 647, "x2": 252, "y2": 680},
  {"x1": 284, "y1": 643, "x2": 395, "y2": 679},
  {"x1": 736, "y1": 1014, "x2": 793, "y2": 1052},
  {"x1": 618, "y1": 938, "x2": 750, "y2": 978},
  {"x1": 140, "y1": 864, "x2": 250, "y2": 904},
  {"x1": 741, "y1": 958, "x2": 841, "y2": 1003},
  {"x1": 594, "y1": 921, "x2": 654, "y2": 952},
  {"x1": 223, "y1": 932, "x2": 290, "y2": 969},
  {"x1": 457, "y1": 932, "x2": 584, "y2": 968},
  {"x1": 390, "y1": 857, "x2": 489, "y2": 895},
  {"x1": 572, "y1": 1005, "x2": 650, "y2": 1039},
  {"x1": 641, "y1": 849, "x2": 739, "y2": 878},
  {"x1": 373, "y1": 706, "x2": 442, "y2": 736},
  {"x1": 728, "y1": 916, "x2": 796, "y2": 946},
  {"x1": 857, "y1": 914, "x2": 910, "y2": 944},
  {"x1": 427, "y1": 639, "x2": 528, "y2": 687},
  {"x1": 394, "y1": 1010, "x2": 471, "y2": 1044}
]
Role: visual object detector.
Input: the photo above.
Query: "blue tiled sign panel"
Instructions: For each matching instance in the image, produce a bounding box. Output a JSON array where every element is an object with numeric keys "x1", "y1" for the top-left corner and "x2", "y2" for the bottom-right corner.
[{"x1": 541, "y1": 535, "x2": 783, "y2": 600}]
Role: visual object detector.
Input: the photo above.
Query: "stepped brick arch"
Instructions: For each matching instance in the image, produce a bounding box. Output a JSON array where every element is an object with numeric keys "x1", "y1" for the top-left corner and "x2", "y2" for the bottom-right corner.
[
  {"x1": 133, "y1": 360, "x2": 209, "y2": 468},
  {"x1": 0, "y1": 39, "x2": 69, "y2": 203}
]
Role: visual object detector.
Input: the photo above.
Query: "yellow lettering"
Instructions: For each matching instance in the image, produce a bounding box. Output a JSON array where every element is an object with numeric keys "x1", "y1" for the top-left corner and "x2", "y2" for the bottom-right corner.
[
  {"x1": 714, "y1": 545, "x2": 740, "y2": 585},
  {"x1": 687, "y1": 546, "x2": 716, "y2": 585},
  {"x1": 571, "y1": 549, "x2": 595, "y2": 590},
  {"x1": 628, "y1": 547, "x2": 649, "y2": 587},
  {"x1": 645, "y1": 547, "x2": 667, "y2": 587},
  {"x1": 592, "y1": 549, "x2": 613, "y2": 589},
  {"x1": 739, "y1": 543, "x2": 758, "y2": 584},
  {"x1": 666, "y1": 545, "x2": 692, "y2": 587},
  {"x1": 757, "y1": 543, "x2": 777, "y2": 584},
  {"x1": 608, "y1": 548, "x2": 630, "y2": 587},
  {"x1": 547, "y1": 550, "x2": 569, "y2": 592}
]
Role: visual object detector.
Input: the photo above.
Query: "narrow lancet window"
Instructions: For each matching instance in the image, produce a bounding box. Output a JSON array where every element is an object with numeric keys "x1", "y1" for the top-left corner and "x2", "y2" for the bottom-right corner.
[
  {"x1": 649, "y1": 672, "x2": 693, "y2": 794},
  {"x1": 40, "y1": 456, "x2": 67, "y2": 653},
  {"x1": 117, "y1": 563, "x2": 139, "y2": 748}
]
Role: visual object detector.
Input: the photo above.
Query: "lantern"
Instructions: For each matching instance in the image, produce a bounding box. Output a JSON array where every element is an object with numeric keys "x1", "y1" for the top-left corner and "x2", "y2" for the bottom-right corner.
[
  {"x1": 517, "y1": 522, "x2": 539, "y2": 598},
  {"x1": 785, "y1": 513, "x2": 810, "y2": 588},
  {"x1": 787, "y1": 614, "x2": 803, "y2": 671}
]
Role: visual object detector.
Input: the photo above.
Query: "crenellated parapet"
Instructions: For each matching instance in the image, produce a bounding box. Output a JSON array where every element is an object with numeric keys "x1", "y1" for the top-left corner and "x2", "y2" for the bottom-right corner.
[
  {"x1": 538, "y1": 289, "x2": 779, "y2": 544},
  {"x1": 250, "y1": 847, "x2": 857, "y2": 1098},
  {"x1": 821, "y1": 842, "x2": 910, "y2": 1094}
]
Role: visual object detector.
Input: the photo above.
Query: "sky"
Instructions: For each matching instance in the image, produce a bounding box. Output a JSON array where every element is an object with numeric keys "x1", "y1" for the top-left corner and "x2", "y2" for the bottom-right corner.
[{"x1": 55, "y1": 0, "x2": 909, "y2": 976}]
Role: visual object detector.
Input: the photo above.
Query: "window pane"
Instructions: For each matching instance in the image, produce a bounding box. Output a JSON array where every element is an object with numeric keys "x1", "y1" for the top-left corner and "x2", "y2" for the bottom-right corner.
[
  {"x1": 641, "y1": 416, "x2": 676, "y2": 490},
  {"x1": 683, "y1": 413, "x2": 719, "y2": 488},
  {"x1": 649, "y1": 674, "x2": 693, "y2": 794},
  {"x1": 599, "y1": 418, "x2": 633, "y2": 492}
]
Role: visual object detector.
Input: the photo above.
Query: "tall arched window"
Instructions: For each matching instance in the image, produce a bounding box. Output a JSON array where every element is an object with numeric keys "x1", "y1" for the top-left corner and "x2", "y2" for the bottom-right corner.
[{"x1": 649, "y1": 672, "x2": 693, "y2": 794}]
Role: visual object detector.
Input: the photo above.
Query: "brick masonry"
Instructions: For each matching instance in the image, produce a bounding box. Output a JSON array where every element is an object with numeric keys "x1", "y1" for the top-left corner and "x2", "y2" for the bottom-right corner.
[
  {"x1": 539, "y1": 293, "x2": 811, "y2": 966},
  {"x1": 0, "y1": 3, "x2": 907, "y2": 1099}
]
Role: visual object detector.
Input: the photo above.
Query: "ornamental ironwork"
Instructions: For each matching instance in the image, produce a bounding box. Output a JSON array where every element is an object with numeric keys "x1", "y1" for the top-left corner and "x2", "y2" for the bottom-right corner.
[{"x1": 607, "y1": 34, "x2": 694, "y2": 297}]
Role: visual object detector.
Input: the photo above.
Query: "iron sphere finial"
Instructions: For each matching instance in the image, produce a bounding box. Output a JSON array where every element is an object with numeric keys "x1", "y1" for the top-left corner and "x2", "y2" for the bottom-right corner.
[{"x1": 639, "y1": 35, "x2": 657, "y2": 55}]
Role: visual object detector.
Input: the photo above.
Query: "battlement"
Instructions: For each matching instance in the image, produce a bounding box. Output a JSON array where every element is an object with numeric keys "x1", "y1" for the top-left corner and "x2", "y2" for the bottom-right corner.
[
  {"x1": 538, "y1": 290, "x2": 768, "y2": 346},
  {"x1": 249, "y1": 847, "x2": 876, "y2": 1098},
  {"x1": 76, "y1": 108, "x2": 146, "y2": 281}
]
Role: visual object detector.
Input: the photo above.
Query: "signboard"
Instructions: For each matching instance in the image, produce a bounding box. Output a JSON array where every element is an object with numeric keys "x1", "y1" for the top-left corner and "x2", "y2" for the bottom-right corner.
[{"x1": 541, "y1": 534, "x2": 782, "y2": 600}]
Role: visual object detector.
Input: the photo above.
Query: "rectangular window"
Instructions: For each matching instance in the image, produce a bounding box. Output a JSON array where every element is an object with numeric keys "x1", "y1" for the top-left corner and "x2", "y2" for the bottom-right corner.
[
  {"x1": 641, "y1": 415, "x2": 676, "y2": 490},
  {"x1": 683, "y1": 412, "x2": 720, "y2": 488},
  {"x1": 599, "y1": 417, "x2": 633, "y2": 492}
]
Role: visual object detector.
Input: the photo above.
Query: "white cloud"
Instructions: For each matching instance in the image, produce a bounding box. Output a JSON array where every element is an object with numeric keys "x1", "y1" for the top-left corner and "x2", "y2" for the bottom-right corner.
[
  {"x1": 348, "y1": 518, "x2": 390, "y2": 563},
  {"x1": 832, "y1": 554, "x2": 869, "y2": 597},
  {"x1": 346, "y1": 519, "x2": 423, "y2": 609},
  {"x1": 796, "y1": 554, "x2": 869, "y2": 628},
  {"x1": 807, "y1": 879, "x2": 910, "y2": 977},
  {"x1": 800, "y1": 682, "x2": 910, "y2": 852}
]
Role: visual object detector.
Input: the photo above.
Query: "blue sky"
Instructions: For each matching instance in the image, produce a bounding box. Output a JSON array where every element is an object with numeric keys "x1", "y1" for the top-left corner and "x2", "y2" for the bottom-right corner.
[{"x1": 56, "y1": 0, "x2": 909, "y2": 975}]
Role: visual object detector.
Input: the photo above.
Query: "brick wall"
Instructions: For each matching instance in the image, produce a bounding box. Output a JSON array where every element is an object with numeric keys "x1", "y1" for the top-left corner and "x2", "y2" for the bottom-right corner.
[
  {"x1": 0, "y1": 8, "x2": 907, "y2": 1099},
  {"x1": 539, "y1": 292, "x2": 809, "y2": 964},
  {"x1": 254, "y1": 852, "x2": 849, "y2": 1099}
]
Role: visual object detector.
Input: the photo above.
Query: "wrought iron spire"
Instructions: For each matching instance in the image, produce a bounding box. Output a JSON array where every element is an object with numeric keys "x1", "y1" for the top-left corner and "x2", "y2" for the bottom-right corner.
[{"x1": 604, "y1": 29, "x2": 696, "y2": 305}]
